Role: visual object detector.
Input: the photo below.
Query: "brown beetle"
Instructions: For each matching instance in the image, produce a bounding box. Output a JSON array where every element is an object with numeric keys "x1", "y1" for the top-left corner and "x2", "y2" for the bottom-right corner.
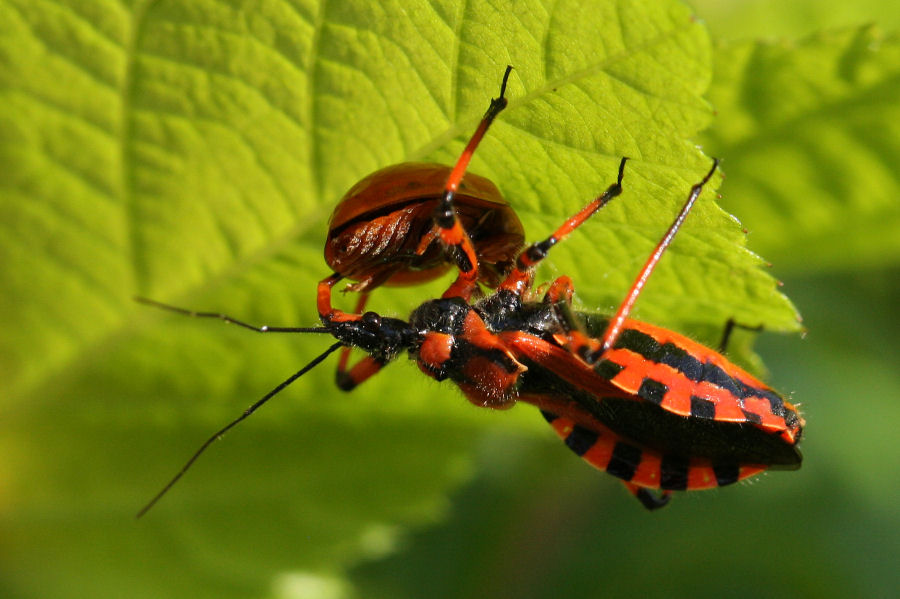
[{"x1": 325, "y1": 162, "x2": 524, "y2": 292}]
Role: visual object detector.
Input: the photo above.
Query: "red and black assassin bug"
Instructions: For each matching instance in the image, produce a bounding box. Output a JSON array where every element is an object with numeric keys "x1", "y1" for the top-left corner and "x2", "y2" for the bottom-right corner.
[{"x1": 136, "y1": 66, "x2": 803, "y2": 517}]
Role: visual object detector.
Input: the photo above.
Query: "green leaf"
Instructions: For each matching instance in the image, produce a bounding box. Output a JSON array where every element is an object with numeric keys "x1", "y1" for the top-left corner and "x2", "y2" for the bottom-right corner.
[
  {"x1": 700, "y1": 26, "x2": 900, "y2": 273},
  {"x1": 689, "y1": 0, "x2": 900, "y2": 40},
  {"x1": 0, "y1": 0, "x2": 797, "y2": 597}
]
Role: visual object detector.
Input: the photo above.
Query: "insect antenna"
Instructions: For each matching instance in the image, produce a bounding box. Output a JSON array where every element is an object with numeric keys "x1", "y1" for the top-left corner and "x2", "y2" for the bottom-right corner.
[
  {"x1": 134, "y1": 296, "x2": 333, "y2": 334},
  {"x1": 134, "y1": 296, "x2": 342, "y2": 517},
  {"x1": 136, "y1": 341, "x2": 343, "y2": 518}
]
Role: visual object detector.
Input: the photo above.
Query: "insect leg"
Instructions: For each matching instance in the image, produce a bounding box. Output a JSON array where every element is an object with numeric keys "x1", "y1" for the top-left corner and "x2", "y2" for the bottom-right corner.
[
  {"x1": 335, "y1": 355, "x2": 388, "y2": 391},
  {"x1": 543, "y1": 275, "x2": 575, "y2": 304},
  {"x1": 434, "y1": 65, "x2": 514, "y2": 300},
  {"x1": 317, "y1": 276, "x2": 405, "y2": 391},
  {"x1": 318, "y1": 273, "x2": 366, "y2": 324},
  {"x1": 718, "y1": 318, "x2": 764, "y2": 353},
  {"x1": 597, "y1": 159, "x2": 719, "y2": 354},
  {"x1": 499, "y1": 157, "x2": 628, "y2": 295},
  {"x1": 622, "y1": 482, "x2": 671, "y2": 510},
  {"x1": 540, "y1": 275, "x2": 604, "y2": 360}
]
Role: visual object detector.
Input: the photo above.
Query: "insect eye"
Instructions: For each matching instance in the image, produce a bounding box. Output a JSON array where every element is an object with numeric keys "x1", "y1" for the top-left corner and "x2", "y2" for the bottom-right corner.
[{"x1": 362, "y1": 312, "x2": 382, "y2": 326}]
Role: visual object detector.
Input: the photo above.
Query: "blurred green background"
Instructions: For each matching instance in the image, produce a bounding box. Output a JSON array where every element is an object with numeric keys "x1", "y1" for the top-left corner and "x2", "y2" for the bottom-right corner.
[{"x1": 1, "y1": 0, "x2": 898, "y2": 598}]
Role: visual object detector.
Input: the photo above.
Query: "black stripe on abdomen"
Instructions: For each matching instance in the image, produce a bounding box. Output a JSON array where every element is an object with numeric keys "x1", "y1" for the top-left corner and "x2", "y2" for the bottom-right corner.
[{"x1": 606, "y1": 442, "x2": 641, "y2": 481}]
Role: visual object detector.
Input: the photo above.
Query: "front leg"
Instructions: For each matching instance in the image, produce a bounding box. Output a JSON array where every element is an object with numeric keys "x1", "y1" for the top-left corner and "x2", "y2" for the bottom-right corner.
[{"x1": 431, "y1": 66, "x2": 514, "y2": 301}]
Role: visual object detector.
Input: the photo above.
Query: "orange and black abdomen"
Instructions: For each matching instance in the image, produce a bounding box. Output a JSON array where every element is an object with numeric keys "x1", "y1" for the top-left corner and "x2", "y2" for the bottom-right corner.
[
  {"x1": 578, "y1": 315, "x2": 805, "y2": 445},
  {"x1": 516, "y1": 314, "x2": 803, "y2": 492},
  {"x1": 325, "y1": 163, "x2": 524, "y2": 291}
]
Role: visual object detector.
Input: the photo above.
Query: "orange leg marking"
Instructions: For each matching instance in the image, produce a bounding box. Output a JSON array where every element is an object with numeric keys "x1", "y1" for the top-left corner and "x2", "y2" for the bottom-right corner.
[
  {"x1": 336, "y1": 355, "x2": 385, "y2": 391},
  {"x1": 434, "y1": 66, "x2": 513, "y2": 301},
  {"x1": 544, "y1": 275, "x2": 575, "y2": 304},
  {"x1": 318, "y1": 274, "x2": 363, "y2": 324},
  {"x1": 500, "y1": 158, "x2": 627, "y2": 295}
]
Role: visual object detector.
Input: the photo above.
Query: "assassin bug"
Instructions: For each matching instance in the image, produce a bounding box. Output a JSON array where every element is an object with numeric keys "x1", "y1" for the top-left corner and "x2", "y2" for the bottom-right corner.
[{"x1": 137, "y1": 67, "x2": 803, "y2": 516}]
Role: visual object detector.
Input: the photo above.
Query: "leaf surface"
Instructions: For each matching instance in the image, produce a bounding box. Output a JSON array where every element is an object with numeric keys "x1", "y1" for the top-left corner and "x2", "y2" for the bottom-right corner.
[
  {"x1": 0, "y1": 1, "x2": 797, "y2": 596},
  {"x1": 701, "y1": 26, "x2": 900, "y2": 273}
]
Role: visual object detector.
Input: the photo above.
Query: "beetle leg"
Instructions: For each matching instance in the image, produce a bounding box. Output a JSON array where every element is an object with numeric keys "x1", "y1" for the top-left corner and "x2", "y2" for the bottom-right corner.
[{"x1": 414, "y1": 226, "x2": 440, "y2": 256}]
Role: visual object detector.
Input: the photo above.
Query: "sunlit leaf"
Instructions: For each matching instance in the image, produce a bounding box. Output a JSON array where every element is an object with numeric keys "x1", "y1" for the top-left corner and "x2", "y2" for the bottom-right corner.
[
  {"x1": 701, "y1": 26, "x2": 900, "y2": 272},
  {"x1": 0, "y1": 1, "x2": 801, "y2": 597}
]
